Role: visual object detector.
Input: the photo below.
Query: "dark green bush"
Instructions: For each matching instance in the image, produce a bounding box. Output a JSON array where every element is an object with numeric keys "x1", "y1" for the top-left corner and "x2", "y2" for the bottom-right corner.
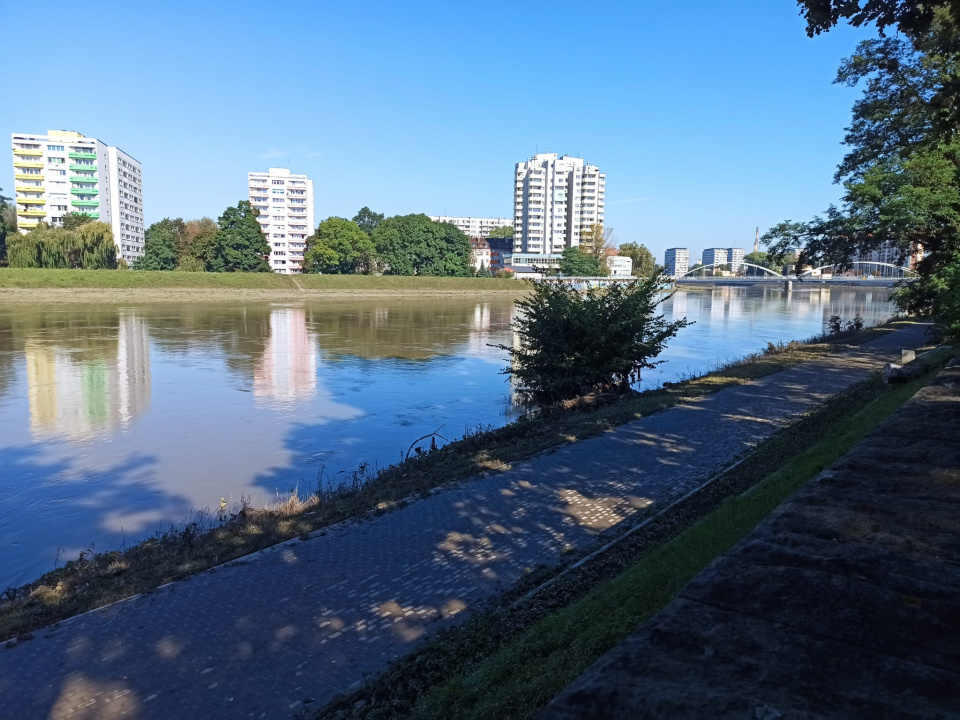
[{"x1": 498, "y1": 271, "x2": 690, "y2": 402}]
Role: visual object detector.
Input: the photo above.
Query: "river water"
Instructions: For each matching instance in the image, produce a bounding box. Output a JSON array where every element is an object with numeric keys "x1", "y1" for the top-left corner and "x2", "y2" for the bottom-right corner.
[{"x1": 0, "y1": 285, "x2": 896, "y2": 587}]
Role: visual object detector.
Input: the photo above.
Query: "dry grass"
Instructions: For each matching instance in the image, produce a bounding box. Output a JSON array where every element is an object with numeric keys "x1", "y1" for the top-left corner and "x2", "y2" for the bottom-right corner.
[{"x1": 0, "y1": 321, "x2": 903, "y2": 643}]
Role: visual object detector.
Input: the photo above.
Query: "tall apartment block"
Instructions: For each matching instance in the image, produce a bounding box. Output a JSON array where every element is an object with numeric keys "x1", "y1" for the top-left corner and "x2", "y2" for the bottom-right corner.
[
  {"x1": 513, "y1": 153, "x2": 605, "y2": 255},
  {"x1": 11, "y1": 130, "x2": 144, "y2": 265},
  {"x1": 664, "y1": 248, "x2": 690, "y2": 277},
  {"x1": 248, "y1": 168, "x2": 315, "y2": 273},
  {"x1": 727, "y1": 247, "x2": 745, "y2": 272},
  {"x1": 429, "y1": 216, "x2": 513, "y2": 239},
  {"x1": 702, "y1": 248, "x2": 729, "y2": 267}
]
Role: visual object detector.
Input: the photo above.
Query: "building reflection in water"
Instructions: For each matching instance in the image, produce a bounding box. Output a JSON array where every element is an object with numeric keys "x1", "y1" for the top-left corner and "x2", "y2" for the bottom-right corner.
[
  {"x1": 253, "y1": 307, "x2": 317, "y2": 405},
  {"x1": 25, "y1": 313, "x2": 151, "y2": 440}
]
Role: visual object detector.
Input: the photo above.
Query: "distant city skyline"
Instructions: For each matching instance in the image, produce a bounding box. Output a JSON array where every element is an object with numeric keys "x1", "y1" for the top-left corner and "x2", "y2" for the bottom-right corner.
[{"x1": 1, "y1": 0, "x2": 874, "y2": 262}]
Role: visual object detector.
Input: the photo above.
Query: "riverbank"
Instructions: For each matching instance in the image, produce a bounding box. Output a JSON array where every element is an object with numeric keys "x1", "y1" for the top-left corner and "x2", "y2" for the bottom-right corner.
[
  {"x1": 0, "y1": 320, "x2": 915, "y2": 642},
  {"x1": 319, "y1": 356, "x2": 952, "y2": 720},
  {"x1": 0, "y1": 269, "x2": 526, "y2": 303}
]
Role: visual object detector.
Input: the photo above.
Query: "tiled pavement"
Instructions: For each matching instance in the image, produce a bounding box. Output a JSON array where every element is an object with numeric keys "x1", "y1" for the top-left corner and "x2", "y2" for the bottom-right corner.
[{"x1": 0, "y1": 323, "x2": 931, "y2": 720}]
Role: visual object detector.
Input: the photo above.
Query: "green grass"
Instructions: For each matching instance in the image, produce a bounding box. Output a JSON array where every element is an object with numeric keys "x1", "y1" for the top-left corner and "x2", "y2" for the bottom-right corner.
[
  {"x1": 0, "y1": 268, "x2": 522, "y2": 291},
  {"x1": 404, "y1": 368, "x2": 944, "y2": 720}
]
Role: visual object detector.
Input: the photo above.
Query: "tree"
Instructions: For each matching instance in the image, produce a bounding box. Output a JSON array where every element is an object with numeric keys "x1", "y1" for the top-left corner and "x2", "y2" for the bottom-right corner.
[
  {"x1": 183, "y1": 218, "x2": 218, "y2": 268},
  {"x1": 488, "y1": 225, "x2": 514, "y2": 239},
  {"x1": 495, "y1": 271, "x2": 690, "y2": 402},
  {"x1": 797, "y1": 1, "x2": 955, "y2": 39},
  {"x1": 618, "y1": 242, "x2": 657, "y2": 276},
  {"x1": 352, "y1": 207, "x2": 384, "y2": 237},
  {"x1": 559, "y1": 246, "x2": 603, "y2": 276},
  {"x1": 304, "y1": 217, "x2": 376, "y2": 274},
  {"x1": 8, "y1": 222, "x2": 116, "y2": 269},
  {"x1": 764, "y1": 12, "x2": 960, "y2": 335},
  {"x1": 134, "y1": 219, "x2": 181, "y2": 271},
  {"x1": 61, "y1": 212, "x2": 95, "y2": 230},
  {"x1": 0, "y1": 187, "x2": 13, "y2": 266},
  {"x1": 207, "y1": 201, "x2": 271, "y2": 272},
  {"x1": 476, "y1": 262, "x2": 493, "y2": 278},
  {"x1": 578, "y1": 223, "x2": 613, "y2": 276},
  {"x1": 371, "y1": 214, "x2": 472, "y2": 276},
  {"x1": 744, "y1": 251, "x2": 771, "y2": 269}
]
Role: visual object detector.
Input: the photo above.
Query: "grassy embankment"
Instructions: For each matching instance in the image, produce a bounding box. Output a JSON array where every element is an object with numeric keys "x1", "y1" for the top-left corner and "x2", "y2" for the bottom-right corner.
[
  {"x1": 0, "y1": 268, "x2": 523, "y2": 299},
  {"x1": 316, "y1": 347, "x2": 954, "y2": 720},
  {"x1": 0, "y1": 320, "x2": 913, "y2": 643}
]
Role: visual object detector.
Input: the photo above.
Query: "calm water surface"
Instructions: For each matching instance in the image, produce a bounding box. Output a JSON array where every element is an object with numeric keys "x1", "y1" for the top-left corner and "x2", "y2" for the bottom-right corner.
[{"x1": 0, "y1": 286, "x2": 896, "y2": 587}]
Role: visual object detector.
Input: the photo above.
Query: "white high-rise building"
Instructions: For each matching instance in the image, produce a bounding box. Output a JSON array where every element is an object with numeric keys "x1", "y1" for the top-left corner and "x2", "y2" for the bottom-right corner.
[
  {"x1": 429, "y1": 216, "x2": 513, "y2": 239},
  {"x1": 248, "y1": 168, "x2": 315, "y2": 274},
  {"x1": 727, "y1": 247, "x2": 745, "y2": 272},
  {"x1": 513, "y1": 153, "x2": 605, "y2": 255},
  {"x1": 702, "y1": 248, "x2": 728, "y2": 267},
  {"x1": 10, "y1": 130, "x2": 145, "y2": 265},
  {"x1": 664, "y1": 248, "x2": 690, "y2": 277}
]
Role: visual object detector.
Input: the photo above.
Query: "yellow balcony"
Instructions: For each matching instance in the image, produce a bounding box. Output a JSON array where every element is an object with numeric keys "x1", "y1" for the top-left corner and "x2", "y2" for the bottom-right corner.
[
  {"x1": 19, "y1": 209, "x2": 46, "y2": 217},
  {"x1": 13, "y1": 160, "x2": 43, "y2": 169},
  {"x1": 16, "y1": 185, "x2": 44, "y2": 193},
  {"x1": 13, "y1": 148, "x2": 43, "y2": 156},
  {"x1": 18, "y1": 220, "x2": 40, "y2": 228},
  {"x1": 18, "y1": 197, "x2": 46, "y2": 204},
  {"x1": 15, "y1": 173, "x2": 42, "y2": 181}
]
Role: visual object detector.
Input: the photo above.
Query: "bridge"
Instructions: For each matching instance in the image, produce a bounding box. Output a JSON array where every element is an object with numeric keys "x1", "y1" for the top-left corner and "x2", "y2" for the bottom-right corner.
[{"x1": 674, "y1": 260, "x2": 917, "y2": 286}]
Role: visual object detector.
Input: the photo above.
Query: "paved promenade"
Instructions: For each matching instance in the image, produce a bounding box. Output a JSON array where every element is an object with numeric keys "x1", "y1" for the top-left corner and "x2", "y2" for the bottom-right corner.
[
  {"x1": 0, "y1": 324, "x2": 930, "y2": 720},
  {"x1": 545, "y1": 356, "x2": 960, "y2": 719}
]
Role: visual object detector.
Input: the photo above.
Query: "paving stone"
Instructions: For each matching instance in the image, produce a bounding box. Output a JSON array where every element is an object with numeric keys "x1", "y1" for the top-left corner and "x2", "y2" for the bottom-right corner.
[
  {"x1": 544, "y1": 357, "x2": 960, "y2": 719},
  {"x1": 0, "y1": 324, "x2": 931, "y2": 720}
]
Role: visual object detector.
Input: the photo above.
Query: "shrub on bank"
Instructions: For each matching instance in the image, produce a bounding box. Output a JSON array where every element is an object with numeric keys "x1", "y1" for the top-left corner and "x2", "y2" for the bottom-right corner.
[{"x1": 498, "y1": 271, "x2": 690, "y2": 402}]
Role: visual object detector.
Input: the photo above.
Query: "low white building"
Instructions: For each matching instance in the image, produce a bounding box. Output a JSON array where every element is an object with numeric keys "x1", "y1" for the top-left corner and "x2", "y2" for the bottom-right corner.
[
  {"x1": 430, "y1": 216, "x2": 513, "y2": 239},
  {"x1": 470, "y1": 238, "x2": 492, "y2": 271},
  {"x1": 502, "y1": 252, "x2": 563, "y2": 273},
  {"x1": 248, "y1": 168, "x2": 315, "y2": 273},
  {"x1": 606, "y1": 255, "x2": 633, "y2": 277}
]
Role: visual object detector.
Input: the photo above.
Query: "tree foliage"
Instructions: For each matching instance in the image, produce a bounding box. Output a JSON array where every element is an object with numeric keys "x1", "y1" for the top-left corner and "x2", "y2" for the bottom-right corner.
[
  {"x1": 617, "y1": 242, "x2": 657, "y2": 276},
  {"x1": 183, "y1": 218, "x2": 218, "y2": 269},
  {"x1": 8, "y1": 222, "x2": 117, "y2": 269},
  {"x1": 765, "y1": 11, "x2": 960, "y2": 335},
  {"x1": 0, "y1": 187, "x2": 12, "y2": 266},
  {"x1": 207, "y1": 201, "x2": 271, "y2": 273},
  {"x1": 60, "y1": 212, "x2": 95, "y2": 231},
  {"x1": 487, "y1": 225, "x2": 514, "y2": 239},
  {"x1": 496, "y1": 271, "x2": 690, "y2": 402},
  {"x1": 559, "y1": 246, "x2": 603, "y2": 276},
  {"x1": 352, "y1": 206, "x2": 384, "y2": 236},
  {"x1": 797, "y1": 0, "x2": 954, "y2": 38},
  {"x1": 135, "y1": 219, "x2": 182, "y2": 271},
  {"x1": 371, "y1": 214, "x2": 472, "y2": 276},
  {"x1": 304, "y1": 217, "x2": 376, "y2": 274}
]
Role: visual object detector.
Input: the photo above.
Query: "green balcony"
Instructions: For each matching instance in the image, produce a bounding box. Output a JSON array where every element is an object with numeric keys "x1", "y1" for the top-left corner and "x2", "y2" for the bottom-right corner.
[
  {"x1": 68, "y1": 152, "x2": 97, "y2": 159},
  {"x1": 69, "y1": 164, "x2": 97, "y2": 172},
  {"x1": 71, "y1": 200, "x2": 99, "y2": 207},
  {"x1": 70, "y1": 175, "x2": 96, "y2": 183},
  {"x1": 71, "y1": 188, "x2": 99, "y2": 195}
]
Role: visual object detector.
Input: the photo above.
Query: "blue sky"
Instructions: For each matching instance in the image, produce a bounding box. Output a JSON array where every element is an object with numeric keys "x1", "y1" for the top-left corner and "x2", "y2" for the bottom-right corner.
[{"x1": 1, "y1": 0, "x2": 872, "y2": 261}]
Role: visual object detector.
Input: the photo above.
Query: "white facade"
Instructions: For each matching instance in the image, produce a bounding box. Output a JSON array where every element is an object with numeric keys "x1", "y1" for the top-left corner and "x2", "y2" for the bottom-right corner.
[
  {"x1": 727, "y1": 247, "x2": 745, "y2": 272},
  {"x1": 502, "y1": 252, "x2": 563, "y2": 271},
  {"x1": 469, "y1": 239, "x2": 492, "y2": 271},
  {"x1": 513, "y1": 153, "x2": 605, "y2": 255},
  {"x1": 702, "y1": 248, "x2": 728, "y2": 267},
  {"x1": 664, "y1": 248, "x2": 690, "y2": 277},
  {"x1": 248, "y1": 168, "x2": 315, "y2": 274},
  {"x1": 606, "y1": 255, "x2": 633, "y2": 277},
  {"x1": 430, "y1": 216, "x2": 513, "y2": 239},
  {"x1": 11, "y1": 130, "x2": 145, "y2": 264}
]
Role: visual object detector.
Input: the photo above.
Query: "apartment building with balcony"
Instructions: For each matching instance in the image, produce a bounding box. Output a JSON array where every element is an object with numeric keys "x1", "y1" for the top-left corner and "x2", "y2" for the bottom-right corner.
[
  {"x1": 429, "y1": 216, "x2": 513, "y2": 239},
  {"x1": 727, "y1": 247, "x2": 746, "y2": 272},
  {"x1": 513, "y1": 153, "x2": 605, "y2": 255},
  {"x1": 10, "y1": 130, "x2": 145, "y2": 264},
  {"x1": 664, "y1": 248, "x2": 690, "y2": 277},
  {"x1": 248, "y1": 168, "x2": 315, "y2": 273},
  {"x1": 702, "y1": 248, "x2": 729, "y2": 267}
]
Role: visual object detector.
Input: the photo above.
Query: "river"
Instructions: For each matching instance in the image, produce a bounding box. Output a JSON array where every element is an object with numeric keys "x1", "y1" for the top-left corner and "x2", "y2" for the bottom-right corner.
[{"x1": 0, "y1": 285, "x2": 897, "y2": 587}]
